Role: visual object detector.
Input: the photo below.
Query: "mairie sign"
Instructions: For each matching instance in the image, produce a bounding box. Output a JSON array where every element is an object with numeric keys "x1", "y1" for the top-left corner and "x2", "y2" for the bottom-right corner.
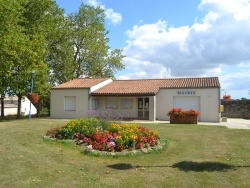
[{"x1": 177, "y1": 91, "x2": 196, "y2": 95}]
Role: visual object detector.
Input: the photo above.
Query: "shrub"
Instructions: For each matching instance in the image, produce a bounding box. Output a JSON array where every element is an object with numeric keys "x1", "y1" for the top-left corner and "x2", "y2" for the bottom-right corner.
[
  {"x1": 40, "y1": 108, "x2": 49, "y2": 116},
  {"x1": 87, "y1": 108, "x2": 123, "y2": 121}
]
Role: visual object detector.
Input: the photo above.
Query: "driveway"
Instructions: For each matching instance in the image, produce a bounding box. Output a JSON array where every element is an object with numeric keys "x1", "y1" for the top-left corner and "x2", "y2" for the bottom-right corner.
[
  {"x1": 198, "y1": 118, "x2": 250, "y2": 130},
  {"x1": 48, "y1": 118, "x2": 250, "y2": 130},
  {"x1": 133, "y1": 118, "x2": 250, "y2": 130}
]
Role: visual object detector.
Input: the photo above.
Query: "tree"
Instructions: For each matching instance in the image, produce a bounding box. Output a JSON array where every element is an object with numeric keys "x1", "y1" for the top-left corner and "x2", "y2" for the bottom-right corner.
[
  {"x1": 0, "y1": 0, "x2": 73, "y2": 117},
  {"x1": 42, "y1": 3, "x2": 75, "y2": 85},
  {"x1": 0, "y1": 0, "x2": 51, "y2": 118},
  {"x1": 0, "y1": 0, "x2": 26, "y2": 117},
  {"x1": 17, "y1": 0, "x2": 68, "y2": 117},
  {"x1": 68, "y1": 4, "x2": 125, "y2": 79},
  {"x1": 0, "y1": 1, "x2": 125, "y2": 118},
  {"x1": 19, "y1": 0, "x2": 76, "y2": 117}
]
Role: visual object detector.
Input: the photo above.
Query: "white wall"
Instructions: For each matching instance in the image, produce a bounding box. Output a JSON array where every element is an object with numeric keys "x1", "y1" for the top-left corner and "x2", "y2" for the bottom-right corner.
[
  {"x1": 2, "y1": 97, "x2": 37, "y2": 116},
  {"x1": 51, "y1": 87, "x2": 221, "y2": 122},
  {"x1": 21, "y1": 97, "x2": 37, "y2": 115},
  {"x1": 156, "y1": 88, "x2": 221, "y2": 122},
  {"x1": 50, "y1": 89, "x2": 89, "y2": 119},
  {"x1": 3, "y1": 108, "x2": 18, "y2": 116}
]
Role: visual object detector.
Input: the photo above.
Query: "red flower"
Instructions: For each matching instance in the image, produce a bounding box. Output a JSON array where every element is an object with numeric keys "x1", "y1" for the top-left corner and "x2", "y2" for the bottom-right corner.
[
  {"x1": 136, "y1": 142, "x2": 144, "y2": 149},
  {"x1": 167, "y1": 108, "x2": 200, "y2": 117},
  {"x1": 167, "y1": 108, "x2": 184, "y2": 116}
]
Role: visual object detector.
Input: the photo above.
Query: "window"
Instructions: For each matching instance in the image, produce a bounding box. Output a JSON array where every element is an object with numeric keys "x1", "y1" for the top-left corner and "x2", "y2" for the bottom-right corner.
[
  {"x1": 92, "y1": 99, "x2": 99, "y2": 110},
  {"x1": 106, "y1": 97, "x2": 118, "y2": 109},
  {"x1": 65, "y1": 96, "x2": 76, "y2": 111},
  {"x1": 121, "y1": 99, "x2": 133, "y2": 109}
]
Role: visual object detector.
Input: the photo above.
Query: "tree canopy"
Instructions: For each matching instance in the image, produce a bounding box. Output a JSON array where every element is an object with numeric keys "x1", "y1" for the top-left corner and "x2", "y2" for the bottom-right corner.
[
  {"x1": 68, "y1": 4, "x2": 125, "y2": 79},
  {"x1": 0, "y1": 0, "x2": 125, "y2": 118}
]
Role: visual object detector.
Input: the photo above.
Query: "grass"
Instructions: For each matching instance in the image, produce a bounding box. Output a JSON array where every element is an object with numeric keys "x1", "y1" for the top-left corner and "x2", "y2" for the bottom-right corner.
[{"x1": 0, "y1": 119, "x2": 250, "y2": 188}]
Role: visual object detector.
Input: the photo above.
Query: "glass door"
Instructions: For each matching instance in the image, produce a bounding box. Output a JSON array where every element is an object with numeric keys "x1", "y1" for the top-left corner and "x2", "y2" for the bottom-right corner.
[{"x1": 138, "y1": 97, "x2": 149, "y2": 119}]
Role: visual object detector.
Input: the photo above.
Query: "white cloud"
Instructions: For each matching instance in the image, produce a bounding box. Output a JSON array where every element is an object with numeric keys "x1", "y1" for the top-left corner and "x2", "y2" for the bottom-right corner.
[
  {"x1": 105, "y1": 9, "x2": 122, "y2": 25},
  {"x1": 120, "y1": 0, "x2": 250, "y2": 98},
  {"x1": 199, "y1": 0, "x2": 250, "y2": 21},
  {"x1": 117, "y1": 56, "x2": 171, "y2": 80},
  {"x1": 87, "y1": 0, "x2": 100, "y2": 7},
  {"x1": 86, "y1": 0, "x2": 122, "y2": 25},
  {"x1": 219, "y1": 66, "x2": 250, "y2": 98}
]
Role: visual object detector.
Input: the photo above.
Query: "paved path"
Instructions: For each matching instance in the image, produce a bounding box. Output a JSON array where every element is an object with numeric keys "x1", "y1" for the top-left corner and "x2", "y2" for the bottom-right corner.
[
  {"x1": 48, "y1": 118, "x2": 250, "y2": 130},
  {"x1": 199, "y1": 118, "x2": 250, "y2": 130},
  {"x1": 133, "y1": 118, "x2": 250, "y2": 130}
]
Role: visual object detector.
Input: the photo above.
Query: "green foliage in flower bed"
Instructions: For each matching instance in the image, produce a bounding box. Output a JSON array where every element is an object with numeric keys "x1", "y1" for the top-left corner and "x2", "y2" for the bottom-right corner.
[
  {"x1": 46, "y1": 118, "x2": 160, "y2": 152},
  {"x1": 45, "y1": 118, "x2": 110, "y2": 139}
]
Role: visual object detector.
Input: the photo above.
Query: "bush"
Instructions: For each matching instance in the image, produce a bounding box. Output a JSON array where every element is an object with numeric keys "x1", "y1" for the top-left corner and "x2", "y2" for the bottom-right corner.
[{"x1": 40, "y1": 108, "x2": 49, "y2": 116}]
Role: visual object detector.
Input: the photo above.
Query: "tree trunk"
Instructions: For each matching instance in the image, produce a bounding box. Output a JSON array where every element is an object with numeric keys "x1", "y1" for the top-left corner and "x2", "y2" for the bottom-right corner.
[
  {"x1": 0, "y1": 96, "x2": 4, "y2": 117},
  {"x1": 17, "y1": 94, "x2": 22, "y2": 119},
  {"x1": 37, "y1": 101, "x2": 40, "y2": 117}
]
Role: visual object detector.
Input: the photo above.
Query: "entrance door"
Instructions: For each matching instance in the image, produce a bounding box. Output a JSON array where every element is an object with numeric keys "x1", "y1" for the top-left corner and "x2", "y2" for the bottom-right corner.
[{"x1": 138, "y1": 97, "x2": 149, "y2": 119}]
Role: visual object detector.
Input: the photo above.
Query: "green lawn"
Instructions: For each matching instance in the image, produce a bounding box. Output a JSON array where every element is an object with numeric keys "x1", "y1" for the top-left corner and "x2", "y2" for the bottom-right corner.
[{"x1": 0, "y1": 119, "x2": 249, "y2": 188}]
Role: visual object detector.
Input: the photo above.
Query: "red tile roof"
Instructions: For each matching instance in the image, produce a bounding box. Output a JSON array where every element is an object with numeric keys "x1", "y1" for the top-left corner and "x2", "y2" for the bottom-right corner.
[
  {"x1": 92, "y1": 77, "x2": 220, "y2": 95},
  {"x1": 51, "y1": 77, "x2": 220, "y2": 95},
  {"x1": 52, "y1": 78, "x2": 110, "y2": 89}
]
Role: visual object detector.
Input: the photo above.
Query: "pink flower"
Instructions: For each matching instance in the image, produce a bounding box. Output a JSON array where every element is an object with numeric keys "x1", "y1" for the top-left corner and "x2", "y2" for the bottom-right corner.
[
  {"x1": 107, "y1": 141, "x2": 116, "y2": 148},
  {"x1": 83, "y1": 137, "x2": 90, "y2": 143}
]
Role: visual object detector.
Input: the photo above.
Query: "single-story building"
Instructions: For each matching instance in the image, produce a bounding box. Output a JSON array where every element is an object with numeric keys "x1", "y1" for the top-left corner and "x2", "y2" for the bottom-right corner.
[{"x1": 50, "y1": 77, "x2": 221, "y2": 122}]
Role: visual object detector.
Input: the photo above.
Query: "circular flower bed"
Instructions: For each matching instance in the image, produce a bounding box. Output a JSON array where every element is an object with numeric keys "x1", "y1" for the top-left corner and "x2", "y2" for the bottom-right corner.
[{"x1": 45, "y1": 118, "x2": 161, "y2": 153}]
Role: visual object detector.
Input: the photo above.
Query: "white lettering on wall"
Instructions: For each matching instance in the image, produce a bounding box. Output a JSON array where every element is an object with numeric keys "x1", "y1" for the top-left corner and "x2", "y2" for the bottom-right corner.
[{"x1": 177, "y1": 91, "x2": 196, "y2": 95}]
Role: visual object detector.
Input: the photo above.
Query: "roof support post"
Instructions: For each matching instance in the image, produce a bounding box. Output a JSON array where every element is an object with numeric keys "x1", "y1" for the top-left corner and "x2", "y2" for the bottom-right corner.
[{"x1": 149, "y1": 96, "x2": 156, "y2": 121}]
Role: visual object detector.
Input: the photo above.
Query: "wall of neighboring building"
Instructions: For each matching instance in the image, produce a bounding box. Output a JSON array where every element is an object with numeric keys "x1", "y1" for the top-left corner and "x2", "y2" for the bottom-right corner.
[
  {"x1": 221, "y1": 99, "x2": 250, "y2": 119},
  {"x1": 2, "y1": 107, "x2": 17, "y2": 116},
  {"x1": 91, "y1": 96, "x2": 138, "y2": 119},
  {"x1": 50, "y1": 89, "x2": 89, "y2": 119},
  {"x1": 156, "y1": 88, "x2": 221, "y2": 122},
  {"x1": 20, "y1": 97, "x2": 37, "y2": 116},
  {"x1": 1, "y1": 97, "x2": 36, "y2": 116}
]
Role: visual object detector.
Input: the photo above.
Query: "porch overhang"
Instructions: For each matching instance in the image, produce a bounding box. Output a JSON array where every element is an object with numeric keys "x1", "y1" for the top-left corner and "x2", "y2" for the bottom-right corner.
[{"x1": 91, "y1": 93, "x2": 156, "y2": 97}]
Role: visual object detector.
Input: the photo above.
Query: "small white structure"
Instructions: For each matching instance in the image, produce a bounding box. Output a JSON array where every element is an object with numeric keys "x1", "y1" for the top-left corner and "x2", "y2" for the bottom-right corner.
[
  {"x1": 51, "y1": 77, "x2": 221, "y2": 122},
  {"x1": 0, "y1": 96, "x2": 37, "y2": 116}
]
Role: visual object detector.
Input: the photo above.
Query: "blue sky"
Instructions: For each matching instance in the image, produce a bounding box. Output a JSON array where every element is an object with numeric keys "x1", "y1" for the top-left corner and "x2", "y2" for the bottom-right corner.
[{"x1": 56, "y1": 0, "x2": 250, "y2": 99}]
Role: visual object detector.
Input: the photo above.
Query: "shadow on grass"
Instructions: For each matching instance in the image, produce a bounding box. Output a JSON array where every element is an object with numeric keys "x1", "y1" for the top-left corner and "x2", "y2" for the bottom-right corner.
[
  {"x1": 171, "y1": 161, "x2": 235, "y2": 172},
  {"x1": 0, "y1": 116, "x2": 20, "y2": 122},
  {"x1": 0, "y1": 116, "x2": 50, "y2": 122},
  {"x1": 107, "y1": 163, "x2": 134, "y2": 170},
  {"x1": 107, "y1": 161, "x2": 249, "y2": 172}
]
